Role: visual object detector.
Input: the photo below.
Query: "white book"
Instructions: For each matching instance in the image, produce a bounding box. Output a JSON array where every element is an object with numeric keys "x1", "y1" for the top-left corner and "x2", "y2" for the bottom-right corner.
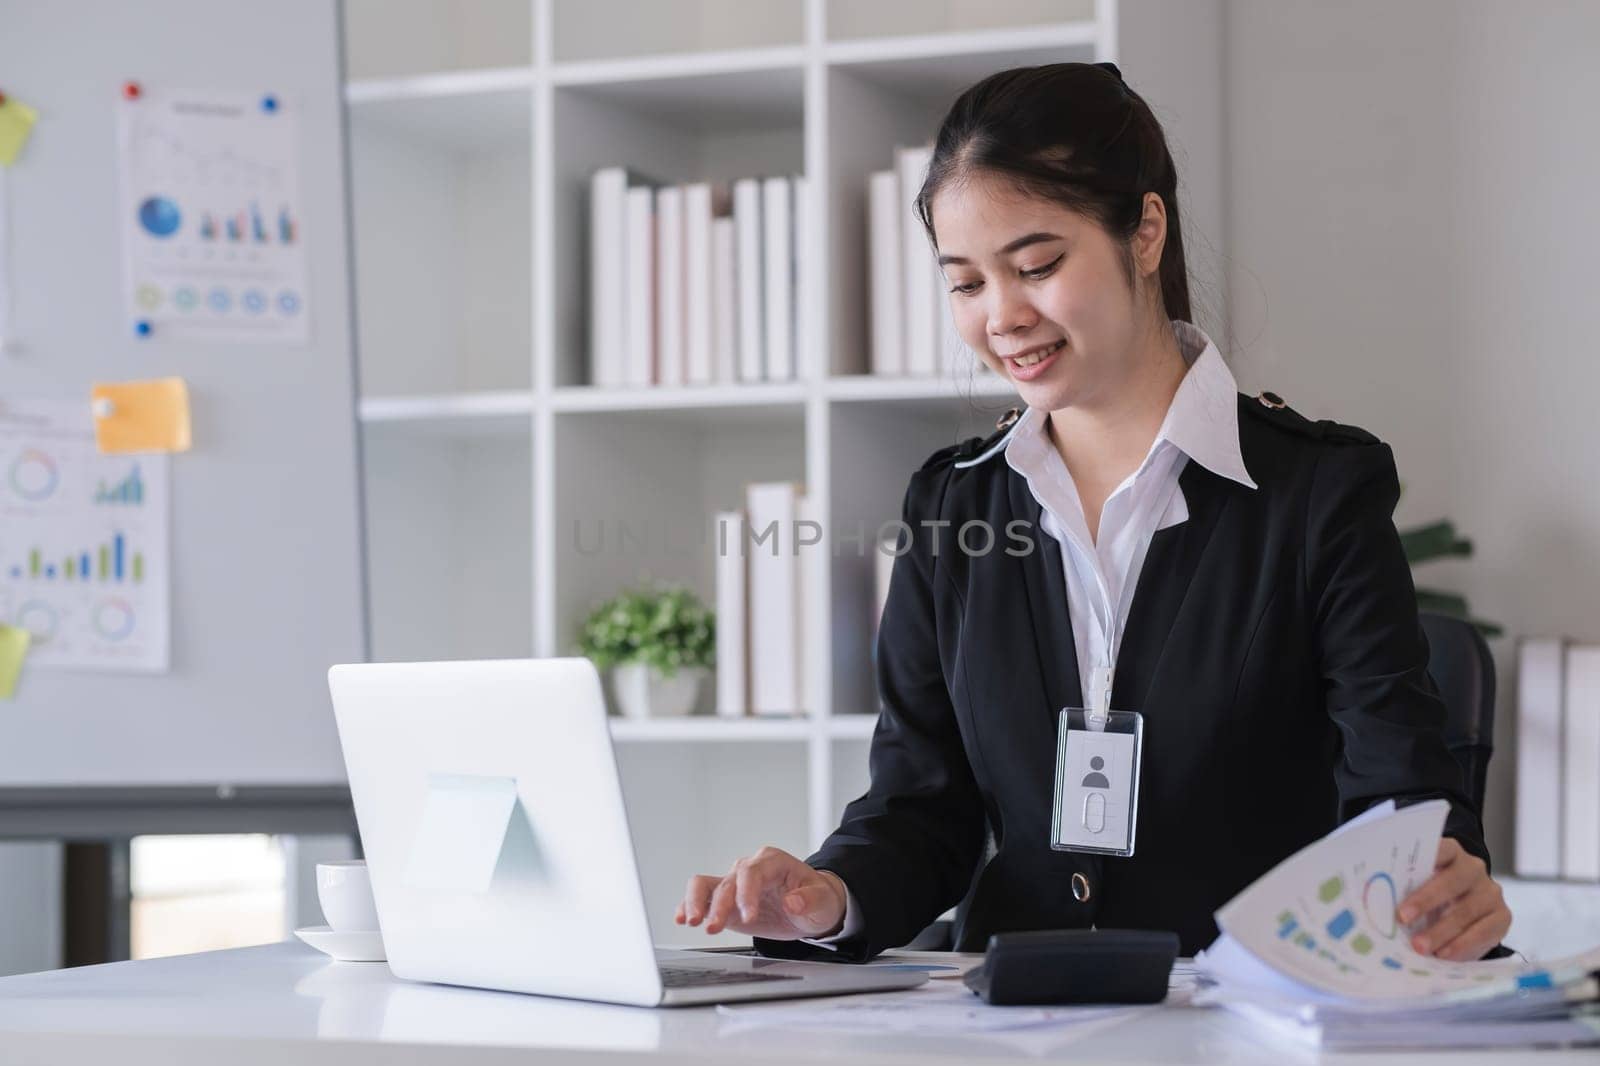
[
  {"x1": 1516, "y1": 638, "x2": 1566, "y2": 878},
  {"x1": 623, "y1": 185, "x2": 656, "y2": 387},
  {"x1": 796, "y1": 493, "x2": 823, "y2": 717},
  {"x1": 683, "y1": 182, "x2": 714, "y2": 386},
  {"x1": 733, "y1": 178, "x2": 764, "y2": 383},
  {"x1": 761, "y1": 175, "x2": 793, "y2": 382},
  {"x1": 588, "y1": 166, "x2": 628, "y2": 387},
  {"x1": 746, "y1": 481, "x2": 799, "y2": 716},
  {"x1": 1562, "y1": 645, "x2": 1600, "y2": 881},
  {"x1": 711, "y1": 217, "x2": 738, "y2": 384},
  {"x1": 868, "y1": 169, "x2": 904, "y2": 377},
  {"x1": 655, "y1": 185, "x2": 685, "y2": 387},
  {"x1": 896, "y1": 145, "x2": 938, "y2": 376},
  {"x1": 714, "y1": 511, "x2": 747, "y2": 718},
  {"x1": 791, "y1": 175, "x2": 807, "y2": 379}
]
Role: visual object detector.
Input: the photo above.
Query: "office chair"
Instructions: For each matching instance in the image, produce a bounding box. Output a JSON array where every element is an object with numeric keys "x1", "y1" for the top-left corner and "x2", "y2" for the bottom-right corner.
[{"x1": 902, "y1": 611, "x2": 1498, "y2": 952}]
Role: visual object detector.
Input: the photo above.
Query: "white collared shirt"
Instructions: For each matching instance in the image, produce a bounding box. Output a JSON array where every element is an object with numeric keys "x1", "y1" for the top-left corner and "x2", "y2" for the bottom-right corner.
[
  {"x1": 806, "y1": 320, "x2": 1256, "y2": 949},
  {"x1": 1004, "y1": 319, "x2": 1258, "y2": 708}
]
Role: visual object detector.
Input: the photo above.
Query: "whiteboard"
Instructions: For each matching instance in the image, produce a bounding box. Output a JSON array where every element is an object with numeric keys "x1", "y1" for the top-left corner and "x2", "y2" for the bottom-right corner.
[{"x1": 0, "y1": 0, "x2": 365, "y2": 786}]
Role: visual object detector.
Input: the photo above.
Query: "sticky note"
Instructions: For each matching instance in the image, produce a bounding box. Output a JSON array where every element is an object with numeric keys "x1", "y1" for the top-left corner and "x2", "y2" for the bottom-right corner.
[
  {"x1": 0, "y1": 624, "x2": 30, "y2": 699},
  {"x1": 91, "y1": 378, "x2": 192, "y2": 454},
  {"x1": 402, "y1": 773, "x2": 519, "y2": 894},
  {"x1": 0, "y1": 97, "x2": 39, "y2": 166}
]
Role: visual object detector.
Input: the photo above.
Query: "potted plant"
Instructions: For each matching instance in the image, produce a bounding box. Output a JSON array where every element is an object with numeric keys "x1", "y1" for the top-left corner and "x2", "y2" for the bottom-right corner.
[{"x1": 577, "y1": 584, "x2": 715, "y2": 718}]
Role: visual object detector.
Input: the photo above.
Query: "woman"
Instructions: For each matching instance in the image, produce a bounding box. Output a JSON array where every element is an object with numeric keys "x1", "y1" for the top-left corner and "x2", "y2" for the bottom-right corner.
[{"x1": 675, "y1": 62, "x2": 1511, "y2": 963}]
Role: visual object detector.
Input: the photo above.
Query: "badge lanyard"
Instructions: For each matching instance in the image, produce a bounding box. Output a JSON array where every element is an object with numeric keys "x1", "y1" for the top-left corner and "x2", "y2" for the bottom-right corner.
[{"x1": 1050, "y1": 457, "x2": 1187, "y2": 857}]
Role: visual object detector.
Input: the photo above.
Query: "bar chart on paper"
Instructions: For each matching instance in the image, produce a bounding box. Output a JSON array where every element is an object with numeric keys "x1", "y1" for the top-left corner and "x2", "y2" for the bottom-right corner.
[{"x1": 0, "y1": 398, "x2": 170, "y2": 671}]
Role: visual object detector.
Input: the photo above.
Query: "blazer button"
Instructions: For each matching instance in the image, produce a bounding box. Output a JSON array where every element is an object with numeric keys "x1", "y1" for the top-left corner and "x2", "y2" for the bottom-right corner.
[
  {"x1": 1257, "y1": 390, "x2": 1287, "y2": 410},
  {"x1": 995, "y1": 407, "x2": 1021, "y2": 431},
  {"x1": 1071, "y1": 871, "x2": 1092, "y2": 903}
]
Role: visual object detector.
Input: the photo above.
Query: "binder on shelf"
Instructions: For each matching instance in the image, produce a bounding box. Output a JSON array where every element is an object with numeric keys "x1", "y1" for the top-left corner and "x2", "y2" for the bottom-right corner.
[
  {"x1": 746, "y1": 481, "x2": 800, "y2": 716},
  {"x1": 896, "y1": 144, "x2": 938, "y2": 377},
  {"x1": 868, "y1": 169, "x2": 904, "y2": 377},
  {"x1": 1516, "y1": 637, "x2": 1565, "y2": 878},
  {"x1": 712, "y1": 216, "x2": 738, "y2": 384},
  {"x1": 733, "y1": 177, "x2": 765, "y2": 384},
  {"x1": 684, "y1": 182, "x2": 715, "y2": 386},
  {"x1": 1562, "y1": 645, "x2": 1600, "y2": 881},
  {"x1": 624, "y1": 184, "x2": 656, "y2": 388},
  {"x1": 714, "y1": 511, "x2": 747, "y2": 718},
  {"x1": 655, "y1": 185, "x2": 685, "y2": 388},
  {"x1": 761, "y1": 175, "x2": 793, "y2": 382},
  {"x1": 588, "y1": 166, "x2": 628, "y2": 388}
]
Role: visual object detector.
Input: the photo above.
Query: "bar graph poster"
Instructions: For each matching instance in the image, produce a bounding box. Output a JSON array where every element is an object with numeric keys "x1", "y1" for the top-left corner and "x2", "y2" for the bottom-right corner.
[
  {"x1": 117, "y1": 87, "x2": 309, "y2": 343},
  {"x1": 0, "y1": 397, "x2": 170, "y2": 672}
]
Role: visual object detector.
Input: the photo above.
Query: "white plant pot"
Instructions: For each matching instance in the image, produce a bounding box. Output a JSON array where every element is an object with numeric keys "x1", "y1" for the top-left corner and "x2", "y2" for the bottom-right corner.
[{"x1": 612, "y1": 663, "x2": 704, "y2": 719}]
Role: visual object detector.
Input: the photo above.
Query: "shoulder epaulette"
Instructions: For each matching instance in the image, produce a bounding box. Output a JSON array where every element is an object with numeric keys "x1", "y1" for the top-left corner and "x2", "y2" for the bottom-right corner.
[
  {"x1": 950, "y1": 407, "x2": 1024, "y2": 470},
  {"x1": 1240, "y1": 391, "x2": 1379, "y2": 446}
]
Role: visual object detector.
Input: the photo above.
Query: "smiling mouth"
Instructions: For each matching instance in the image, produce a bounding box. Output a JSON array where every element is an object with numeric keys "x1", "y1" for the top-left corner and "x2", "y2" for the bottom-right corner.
[{"x1": 1008, "y1": 340, "x2": 1065, "y2": 367}]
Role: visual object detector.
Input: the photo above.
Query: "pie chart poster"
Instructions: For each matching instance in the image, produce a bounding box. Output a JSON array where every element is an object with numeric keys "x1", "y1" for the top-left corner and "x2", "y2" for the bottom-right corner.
[{"x1": 117, "y1": 87, "x2": 310, "y2": 344}]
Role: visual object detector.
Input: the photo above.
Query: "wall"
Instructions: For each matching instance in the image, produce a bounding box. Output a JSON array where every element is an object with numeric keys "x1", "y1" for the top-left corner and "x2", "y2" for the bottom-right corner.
[{"x1": 1223, "y1": 0, "x2": 1600, "y2": 863}]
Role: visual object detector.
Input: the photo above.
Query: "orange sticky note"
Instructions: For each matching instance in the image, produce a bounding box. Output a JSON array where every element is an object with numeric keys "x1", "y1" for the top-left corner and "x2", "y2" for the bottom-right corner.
[
  {"x1": 0, "y1": 624, "x2": 29, "y2": 700},
  {"x1": 91, "y1": 378, "x2": 192, "y2": 454},
  {"x1": 0, "y1": 96, "x2": 38, "y2": 166}
]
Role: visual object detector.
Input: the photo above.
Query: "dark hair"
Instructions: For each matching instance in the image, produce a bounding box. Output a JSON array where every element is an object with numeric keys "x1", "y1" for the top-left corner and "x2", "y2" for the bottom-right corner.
[{"x1": 914, "y1": 62, "x2": 1191, "y2": 323}]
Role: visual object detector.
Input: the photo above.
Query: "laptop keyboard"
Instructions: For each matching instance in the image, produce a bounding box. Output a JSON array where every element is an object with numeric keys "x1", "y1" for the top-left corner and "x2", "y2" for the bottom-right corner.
[{"x1": 659, "y1": 965, "x2": 801, "y2": 989}]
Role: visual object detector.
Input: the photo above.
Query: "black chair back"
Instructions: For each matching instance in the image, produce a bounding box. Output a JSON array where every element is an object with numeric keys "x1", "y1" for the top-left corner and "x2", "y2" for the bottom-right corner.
[{"x1": 1419, "y1": 612, "x2": 1496, "y2": 813}]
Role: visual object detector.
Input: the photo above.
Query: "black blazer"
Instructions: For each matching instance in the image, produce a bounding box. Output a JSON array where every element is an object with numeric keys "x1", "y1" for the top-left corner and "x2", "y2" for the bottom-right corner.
[{"x1": 758, "y1": 394, "x2": 1490, "y2": 962}]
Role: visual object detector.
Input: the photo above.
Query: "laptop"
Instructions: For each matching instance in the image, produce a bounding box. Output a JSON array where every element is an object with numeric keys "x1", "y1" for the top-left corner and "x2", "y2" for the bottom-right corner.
[{"x1": 326, "y1": 657, "x2": 927, "y2": 1007}]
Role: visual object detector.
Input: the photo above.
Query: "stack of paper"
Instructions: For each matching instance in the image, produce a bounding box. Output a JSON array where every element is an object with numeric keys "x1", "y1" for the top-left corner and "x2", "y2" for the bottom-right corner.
[
  {"x1": 589, "y1": 166, "x2": 804, "y2": 389},
  {"x1": 1197, "y1": 799, "x2": 1600, "y2": 1050}
]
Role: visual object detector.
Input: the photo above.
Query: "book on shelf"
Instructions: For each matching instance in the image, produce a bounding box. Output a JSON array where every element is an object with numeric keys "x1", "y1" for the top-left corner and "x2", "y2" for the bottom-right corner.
[
  {"x1": 624, "y1": 184, "x2": 656, "y2": 388},
  {"x1": 1516, "y1": 637, "x2": 1565, "y2": 878},
  {"x1": 761, "y1": 175, "x2": 794, "y2": 382},
  {"x1": 896, "y1": 144, "x2": 938, "y2": 378},
  {"x1": 1196, "y1": 798, "x2": 1600, "y2": 1051},
  {"x1": 734, "y1": 176, "x2": 765, "y2": 385},
  {"x1": 746, "y1": 481, "x2": 802, "y2": 717},
  {"x1": 684, "y1": 182, "x2": 716, "y2": 386},
  {"x1": 868, "y1": 169, "x2": 904, "y2": 376},
  {"x1": 796, "y1": 491, "x2": 824, "y2": 717},
  {"x1": 714, "y1": 510, "x2": 748, "y2": 718},
  {"x1": 712, "y1": 216, "x2": 738, "y2": 384},
  {"x1": 594, "y1": 167, "x2": 799, "y2": 389},
  {"x1": 655, "y1": 185, "x2": 685, "y2": 388}
]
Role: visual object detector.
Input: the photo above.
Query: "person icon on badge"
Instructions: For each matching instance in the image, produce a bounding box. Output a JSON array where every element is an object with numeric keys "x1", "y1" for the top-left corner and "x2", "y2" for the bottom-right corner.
[{"x1": 1081, "y1": 756, "x2": 1111, "y2": 790}]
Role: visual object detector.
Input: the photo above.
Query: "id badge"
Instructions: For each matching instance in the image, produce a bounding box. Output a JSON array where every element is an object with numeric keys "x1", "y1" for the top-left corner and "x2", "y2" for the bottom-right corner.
[{"x1": 1050, "y1": 708, "x2": 1144, "y2": 857}]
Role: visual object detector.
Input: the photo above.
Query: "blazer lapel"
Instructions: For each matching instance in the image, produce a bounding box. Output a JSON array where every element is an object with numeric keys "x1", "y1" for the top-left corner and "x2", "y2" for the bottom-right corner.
[
  {"x1": 1112, "y1": 460, "x2": 1233, "y2": 712},
  {"x1": 1007, "y1": 473, "x2": 1083, "y2": 715}
]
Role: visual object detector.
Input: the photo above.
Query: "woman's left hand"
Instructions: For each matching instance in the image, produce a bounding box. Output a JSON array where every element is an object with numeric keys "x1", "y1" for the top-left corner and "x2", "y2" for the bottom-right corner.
[{"x1": 1396, "y1": 837, "x2": 1512, "y2": 961}]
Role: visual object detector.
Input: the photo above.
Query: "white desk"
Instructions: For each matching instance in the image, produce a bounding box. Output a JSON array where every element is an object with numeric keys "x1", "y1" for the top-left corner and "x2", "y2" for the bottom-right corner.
[{"x1": 0, "y1": 941, "x2": 1591, "y2": 1066}]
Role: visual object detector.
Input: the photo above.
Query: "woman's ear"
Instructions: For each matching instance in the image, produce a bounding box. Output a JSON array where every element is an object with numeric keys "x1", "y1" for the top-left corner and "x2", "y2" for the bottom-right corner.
[{"x1": 1132, "y1": 191, "x2": 1167, "y2": 279}]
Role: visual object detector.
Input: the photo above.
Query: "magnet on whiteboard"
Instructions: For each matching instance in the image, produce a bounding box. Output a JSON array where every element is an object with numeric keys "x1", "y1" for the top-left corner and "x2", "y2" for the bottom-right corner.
[
  {"x1": 134, "y1": 320, "x2": 152, "y2": 338},
  {"x1": 91, "y1": 398, "x2": 115, "y2": 420}
]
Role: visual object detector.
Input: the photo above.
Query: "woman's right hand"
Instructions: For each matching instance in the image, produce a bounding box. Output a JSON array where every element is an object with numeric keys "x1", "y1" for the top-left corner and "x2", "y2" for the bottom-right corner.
[{"x1": 674, "y1": 846, "x2": 848, "y2": 940}]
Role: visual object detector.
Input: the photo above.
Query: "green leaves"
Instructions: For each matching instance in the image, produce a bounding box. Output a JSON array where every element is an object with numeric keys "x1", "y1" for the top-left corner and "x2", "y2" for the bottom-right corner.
[
  {"x1": 576, "y1": 583, "x2": 716, "y2": 677},
  {"x1": 1398, "y1": 514, "x2": 1500, "y2": 637}
]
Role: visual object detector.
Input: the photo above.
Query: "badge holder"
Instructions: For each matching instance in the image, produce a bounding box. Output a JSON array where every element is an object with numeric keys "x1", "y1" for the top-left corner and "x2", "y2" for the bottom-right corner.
[{"x1": 1050, "y1": 705, "x2": 1144, "y2": 857}]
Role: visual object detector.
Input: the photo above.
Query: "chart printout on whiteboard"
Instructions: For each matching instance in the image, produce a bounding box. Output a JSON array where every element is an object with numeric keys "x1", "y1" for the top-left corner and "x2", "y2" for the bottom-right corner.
[
  {"x1": 116, "y1": 87, "x2": 310, "y2": 343},
  {"x1": 0, "y1": 396, "x2": 171, "y2": 672}
]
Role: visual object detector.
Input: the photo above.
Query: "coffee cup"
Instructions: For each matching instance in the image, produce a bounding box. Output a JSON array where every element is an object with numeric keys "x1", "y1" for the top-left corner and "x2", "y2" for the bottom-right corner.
[{"x1": 316, "y1": 860, "x2": 380, "y2": 933}]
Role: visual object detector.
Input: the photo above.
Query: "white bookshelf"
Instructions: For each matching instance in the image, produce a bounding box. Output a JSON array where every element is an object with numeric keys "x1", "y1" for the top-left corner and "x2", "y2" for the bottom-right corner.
[{"x1": 342, "y1": 0, "x2": 1222, "y2": 945}]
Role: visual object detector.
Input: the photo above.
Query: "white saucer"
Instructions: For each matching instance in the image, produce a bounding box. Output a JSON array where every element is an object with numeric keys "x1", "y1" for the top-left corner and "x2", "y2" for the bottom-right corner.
[{"x1": 294, "y1": 925, "x2": 386, "y2": 962}]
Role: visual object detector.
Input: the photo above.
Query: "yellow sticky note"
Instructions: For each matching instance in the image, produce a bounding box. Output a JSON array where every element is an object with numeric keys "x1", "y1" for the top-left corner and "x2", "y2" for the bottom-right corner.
[
  {"x1": 91, "y1": 378, "x2": 193, "y2": 454},
  {"x1": 0, "y1": 624, "x2": 30, "y2": 700},
  {"x1": 0, "y1": 97, "x2": 39, "y2": 166}
]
